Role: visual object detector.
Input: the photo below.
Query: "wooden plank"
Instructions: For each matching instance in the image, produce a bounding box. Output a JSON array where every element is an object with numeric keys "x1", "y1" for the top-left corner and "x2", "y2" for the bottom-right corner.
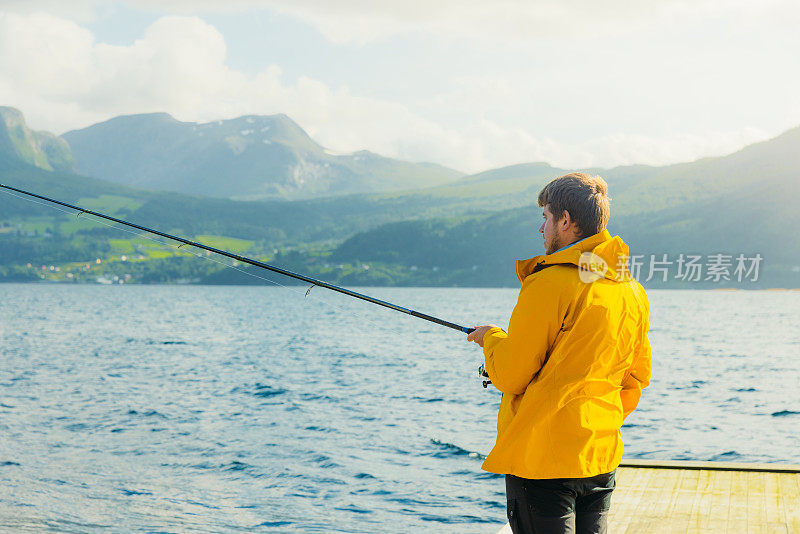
[
  {"x1": 707, "y1": 469, "x2": 732, "y2": 532},
  {"x1": 728, "y1": 469, "x2": 749, "y2": 523},
  {"x1": 760, "y1": 523, "x2": 788, "y2": 533},
  {"x1": 669, "y1": 469, "x2": 696, "y2": 521},
  {"x1": 689, "y1": 468, "x2": 714, "y2": 531},
  {"x1": 747, "y1": 471, "x2": 767, "y2": 530},
  {"x1": 780, "y1": 473, "x2": 800, "y2": 533},
  {"x1": 656, "y1": 467, "x2": 681, "y2": 518},
  {"x1": 626, "y1": 467, "x2": 656, "y2": 529},
  {"x1": 608, "y1": 467, "x2": 636, "y2": 530},
  {"x1": 763, "y1": 472, "x2": 783, "y2": 529},
  {"x1": 627, "y1": 468, "x2": 661, "y2": 532},
  {"x1": 628, "y1": 467, "x2": 655, "y2": 515}
]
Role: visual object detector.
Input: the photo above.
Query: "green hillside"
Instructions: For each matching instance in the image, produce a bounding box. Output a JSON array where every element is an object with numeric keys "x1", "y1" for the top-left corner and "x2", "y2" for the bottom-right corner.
[
  {"x1": 606, "y1": 126, "x2": 800, "y2": 216},
  {"x1": 327, "y1": 127, "x2": 800, "y2": 288},
  {"x1": 329, "y1": 185, "x2": 800, "y2": 288},
  {"x1": 2, "y1": 106, "x2": 800, "y2": 288}
]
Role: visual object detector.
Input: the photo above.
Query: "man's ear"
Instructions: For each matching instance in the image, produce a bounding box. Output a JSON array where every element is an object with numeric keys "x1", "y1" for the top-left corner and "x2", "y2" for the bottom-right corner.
[{"x1": 560, "y1": 210, "x2": 572, "y2": 229}]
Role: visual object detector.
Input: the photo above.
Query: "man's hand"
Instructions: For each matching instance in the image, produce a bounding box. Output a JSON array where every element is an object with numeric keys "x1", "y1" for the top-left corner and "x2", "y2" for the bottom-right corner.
[{"x1": 467, "y1": 324, "x2": 500, "y2": 348}]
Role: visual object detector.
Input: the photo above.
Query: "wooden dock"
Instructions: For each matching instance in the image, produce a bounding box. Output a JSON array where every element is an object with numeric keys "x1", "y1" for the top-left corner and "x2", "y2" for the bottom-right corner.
[
  {"x1": 610, "y1": 460, "x2": 800, "y2": 533},
  {"x1": 497, "y1": 460, "x2": 800, "y2": 533}
]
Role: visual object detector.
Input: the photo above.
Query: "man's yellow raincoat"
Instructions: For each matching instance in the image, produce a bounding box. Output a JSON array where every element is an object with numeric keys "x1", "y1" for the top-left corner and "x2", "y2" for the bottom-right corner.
[{"x1": 481, "y1": 229, "x2": 652, "y2": 479}]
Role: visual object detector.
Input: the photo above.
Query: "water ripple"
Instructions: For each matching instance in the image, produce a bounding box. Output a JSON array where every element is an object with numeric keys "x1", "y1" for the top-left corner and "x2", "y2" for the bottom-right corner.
[{"x1": 0, "y1": 285, "x2": 797, "y2": 533}]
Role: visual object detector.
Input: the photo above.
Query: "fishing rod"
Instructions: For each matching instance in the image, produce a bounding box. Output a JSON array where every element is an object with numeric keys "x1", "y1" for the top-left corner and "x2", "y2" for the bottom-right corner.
[{"x1": 0, "y1": 183, "x2": 475, "y2": 335}]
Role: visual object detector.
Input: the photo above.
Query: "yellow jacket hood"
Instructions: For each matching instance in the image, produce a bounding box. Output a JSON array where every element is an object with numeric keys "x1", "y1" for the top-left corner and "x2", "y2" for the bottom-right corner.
[{"x1": 516, "y1": 229, "x2": 633, "y2": 284}]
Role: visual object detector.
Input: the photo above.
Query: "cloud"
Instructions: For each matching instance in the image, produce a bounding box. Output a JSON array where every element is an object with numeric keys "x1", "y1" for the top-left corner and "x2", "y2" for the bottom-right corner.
[
  {"x1": 0, "y1": 12, "x2": 463, "y2": 161},
  {"x1": 259, "y1": 0, "x2": 679, "y2": 45},
  {"x1": 542, "y1": 127, "x2": 771, "y2": 170},
  {"x1": 0, "y1": 13, "x2": 237, "y2": 129},
  {"x1": 0, "y1": 11, "x2": 780, "y2": 174},
  {"x1": 6, "y1": 0, "x2": 793, "y2": 44},
  {"x1": 96, "y1": 0, "x2": 788, "y2": 49},
  {"x1": 0, "y1": 0, "x2": 98, "y2": 23}
]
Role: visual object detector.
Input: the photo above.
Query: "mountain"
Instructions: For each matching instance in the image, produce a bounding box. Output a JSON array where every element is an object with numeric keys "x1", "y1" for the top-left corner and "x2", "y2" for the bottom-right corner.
[
  {"x1": 457, "y1": 162, "x2": 561, "y2": 185},
  {"x1": 329, "y1": 126, "x2": 800, "y2": 287},
  {"x1": 62, "y1": 112, "x2": 464, "y2": 200},
  {"x1": 603, "y1": 126, "x2": 800, "y2": 216},
  {"x1": 0, "y1": 107, "x2": 75, "y2": 173},
  {"x1": 2, "y1": 104, "x2": 799, "y2": 287},
  {"x1": 424, "y1": 126, "x2": 800, "y2": 221}
]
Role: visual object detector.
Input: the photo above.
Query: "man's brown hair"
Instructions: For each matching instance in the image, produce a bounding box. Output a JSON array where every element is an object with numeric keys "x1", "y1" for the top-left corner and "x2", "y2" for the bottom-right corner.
[{"x1": 537, "y1": 173, "x2": 610, "y2": 237}]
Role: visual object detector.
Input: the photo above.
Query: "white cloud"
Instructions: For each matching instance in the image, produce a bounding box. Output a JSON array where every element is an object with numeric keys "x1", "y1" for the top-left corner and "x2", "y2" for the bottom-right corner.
[
  {"x1": 0, "y1": 10, "x2": 784, "y2": 174},
  {"x1": 0, "y1": 13, "x2": 253, "y2": 128},
  {"x1": 0, "y1": 0, "x2": 98, "y2": 23},
  {"x1": 0, "y1": 12, "x2": 95, "y2": 95},
  {"x1": 83, "y1": 0, "x2": 784, "y2": 47},
  {"x1": 259, "y1": 0, "x2": 673, "y2": 45},
  {"x1": 6, "y1": 0, "x2": 795, "y2": 44},
  {"x1": 543, "y1": 127, "x2": 771, "y2": 169}
]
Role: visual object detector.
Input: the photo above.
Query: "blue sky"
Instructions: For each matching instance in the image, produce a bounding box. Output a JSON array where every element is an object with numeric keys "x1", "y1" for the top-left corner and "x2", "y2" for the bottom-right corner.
[{"x1": 0, "y1": 0, "x2": 798, "y2": 173}]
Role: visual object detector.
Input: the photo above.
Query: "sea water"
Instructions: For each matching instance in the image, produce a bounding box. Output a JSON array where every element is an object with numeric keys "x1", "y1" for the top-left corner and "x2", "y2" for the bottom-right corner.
[{"x1": 0, "y1": 285, "x2": 798, "y2": 532}]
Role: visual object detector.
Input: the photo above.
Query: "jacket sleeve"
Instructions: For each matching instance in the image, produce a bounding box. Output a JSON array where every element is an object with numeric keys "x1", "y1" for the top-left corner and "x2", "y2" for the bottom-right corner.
[
  {"x1": 620, "y1": 316, "x2": 653, "y2": 419},
  {"x1": 481, "y1": 273, "x2": 568, "y2": 395}
]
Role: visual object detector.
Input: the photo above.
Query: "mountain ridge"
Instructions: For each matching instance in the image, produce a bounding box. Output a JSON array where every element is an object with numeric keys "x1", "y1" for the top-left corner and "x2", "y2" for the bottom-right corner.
[
  {"x1": 2, "y1": 106, "x2": 799, "y2": 287},
  {"x1": 62, "y1": 111, "x2": 464, "y2": 200}
]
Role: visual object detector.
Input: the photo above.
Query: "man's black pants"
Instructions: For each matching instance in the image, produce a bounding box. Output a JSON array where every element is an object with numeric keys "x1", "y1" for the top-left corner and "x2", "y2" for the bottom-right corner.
[{"x1": 505, "y1": 470, "x2": 616, "y2": 534}]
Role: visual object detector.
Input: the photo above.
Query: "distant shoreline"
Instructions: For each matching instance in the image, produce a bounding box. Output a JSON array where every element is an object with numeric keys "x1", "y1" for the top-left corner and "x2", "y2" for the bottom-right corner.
[{"x1": 2, "y1": 281, "x2": 799, "y2": 291}]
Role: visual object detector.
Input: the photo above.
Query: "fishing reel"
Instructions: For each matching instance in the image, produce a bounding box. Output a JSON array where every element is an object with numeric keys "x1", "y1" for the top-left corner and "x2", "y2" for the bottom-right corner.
[{"x1": 478, "y1": 364, "x2": 492, "y2": 389}]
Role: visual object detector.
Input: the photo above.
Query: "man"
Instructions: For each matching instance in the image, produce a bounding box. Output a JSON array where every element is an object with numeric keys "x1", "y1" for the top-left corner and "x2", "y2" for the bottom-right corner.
[{"x1": 467, "y1": 173, "x2": 652, "y2": 534}]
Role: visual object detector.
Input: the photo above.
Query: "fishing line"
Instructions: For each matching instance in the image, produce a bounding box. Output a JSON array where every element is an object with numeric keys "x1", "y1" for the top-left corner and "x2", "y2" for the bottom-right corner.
[
  {"x1": 2, "y1": 188, "x2": 313, "y2": 293},
  {"x1": 8, "y1": 197, "x2": 440, "y2": 346},
  {"x1": 0, "y1": 187, "x2": 400, "y2": 335},
  {"x1": 0, "y1": 187, "x2": 319, "y2": 398},
  {"x1": 1, "y1": 185, "x2": 491, "y2": 405},
  {"x1": 0, "y1": 184, "x2": 475, "y2": 334}
]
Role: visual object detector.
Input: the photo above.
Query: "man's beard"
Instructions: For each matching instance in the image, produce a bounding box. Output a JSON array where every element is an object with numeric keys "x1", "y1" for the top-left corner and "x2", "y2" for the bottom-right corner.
[{"x1": 546, "y1": 233, "x2": 562, "y2": 255}]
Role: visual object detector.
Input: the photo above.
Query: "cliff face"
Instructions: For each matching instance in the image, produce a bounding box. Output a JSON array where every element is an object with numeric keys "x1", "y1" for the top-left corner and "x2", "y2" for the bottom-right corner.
[{"x1": 0, "y1": 106, "x2": 76, "y2": 173}]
